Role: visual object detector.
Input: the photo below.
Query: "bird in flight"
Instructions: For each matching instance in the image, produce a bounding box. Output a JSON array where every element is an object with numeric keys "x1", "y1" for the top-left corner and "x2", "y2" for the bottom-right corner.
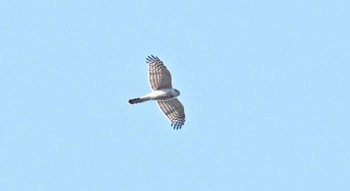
[{"x1": 128, "y1": 55, "x2": 185, "y2": 130}]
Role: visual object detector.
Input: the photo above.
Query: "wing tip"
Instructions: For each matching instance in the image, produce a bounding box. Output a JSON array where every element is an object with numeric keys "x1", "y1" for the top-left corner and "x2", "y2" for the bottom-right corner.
[
  {"x1": 171, "y1": 122, "x2": 185, "y2": 130},
  {"x1": 146, "y1": 55, "x2": 161, "y2": 63}
]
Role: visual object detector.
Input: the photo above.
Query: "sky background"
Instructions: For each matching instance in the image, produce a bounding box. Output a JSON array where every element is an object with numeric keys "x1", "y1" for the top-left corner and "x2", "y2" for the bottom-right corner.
[{"x1": 0, "y1": 0, "x2": 349, "y2": 190}]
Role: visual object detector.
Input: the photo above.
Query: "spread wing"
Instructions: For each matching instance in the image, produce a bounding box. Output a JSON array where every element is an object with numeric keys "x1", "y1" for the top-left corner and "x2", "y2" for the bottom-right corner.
[
  {"x1": 157, "y1": 99, "x2": 185, "y2": 130},
  {"x1": 147, "y1": 55, "x2": 172, "y2": 90}
]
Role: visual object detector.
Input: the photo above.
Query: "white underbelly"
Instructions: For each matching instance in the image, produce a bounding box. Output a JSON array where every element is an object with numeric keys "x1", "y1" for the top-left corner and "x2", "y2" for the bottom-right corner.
[{"x1": 147, "y1": 89, "x2": 176, "y2": 100}]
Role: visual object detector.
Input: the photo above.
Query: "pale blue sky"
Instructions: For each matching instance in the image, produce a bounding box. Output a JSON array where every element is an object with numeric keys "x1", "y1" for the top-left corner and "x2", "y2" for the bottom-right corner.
[{"x1": 1, "y1": 0, "x2": 349, "y2": 190}]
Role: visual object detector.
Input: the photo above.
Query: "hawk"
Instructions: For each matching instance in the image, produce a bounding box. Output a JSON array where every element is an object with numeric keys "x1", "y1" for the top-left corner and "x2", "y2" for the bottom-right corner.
[{"x1": 128, "y1": 55, "x2": 185, "y2": 130}]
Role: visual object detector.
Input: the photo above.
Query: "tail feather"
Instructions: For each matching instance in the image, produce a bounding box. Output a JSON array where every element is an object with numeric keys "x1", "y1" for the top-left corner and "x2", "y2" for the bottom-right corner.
[{"x1": 128, "y1": 97, "x2": 149, "y2": 104}]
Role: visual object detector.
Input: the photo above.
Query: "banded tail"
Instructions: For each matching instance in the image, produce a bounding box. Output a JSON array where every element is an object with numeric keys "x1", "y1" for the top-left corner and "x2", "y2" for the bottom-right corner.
[{"x1": 128, "y1": 97, "x2": 149, "y2": 104}]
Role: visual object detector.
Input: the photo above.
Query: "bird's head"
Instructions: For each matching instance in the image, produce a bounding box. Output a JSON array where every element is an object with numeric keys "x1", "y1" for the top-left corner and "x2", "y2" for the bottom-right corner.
[{"x1": 173, "y1": 89, "x2": 180, "y2": 96}]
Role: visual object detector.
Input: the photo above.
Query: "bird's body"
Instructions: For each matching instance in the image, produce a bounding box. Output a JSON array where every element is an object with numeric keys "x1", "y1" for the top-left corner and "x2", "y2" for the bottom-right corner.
[
  {"x1": 129, "y1": 88, "x2": 180, "y2": 104},
  {"x1": 128, "y1": 55, "x2": 185, "y2": 130}
]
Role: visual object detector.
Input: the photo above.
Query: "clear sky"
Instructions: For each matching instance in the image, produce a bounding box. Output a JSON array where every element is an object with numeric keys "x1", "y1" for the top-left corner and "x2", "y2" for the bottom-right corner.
[{"x1": 1, "y1": 0, "x2": 349, "y2": 190}]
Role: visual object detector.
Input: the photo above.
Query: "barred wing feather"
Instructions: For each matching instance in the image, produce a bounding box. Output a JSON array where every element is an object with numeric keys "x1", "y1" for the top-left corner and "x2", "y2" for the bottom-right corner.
[{"x1": 147, "y1": 55, "x2": 172, "y2": 90}]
